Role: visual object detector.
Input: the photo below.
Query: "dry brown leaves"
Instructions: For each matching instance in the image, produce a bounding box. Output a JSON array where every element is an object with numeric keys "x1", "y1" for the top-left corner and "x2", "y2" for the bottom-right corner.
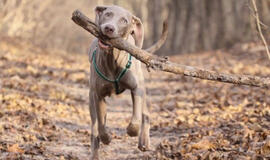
[{"x1": 0, "y1": 38, "x2": 270, "y2": 159}]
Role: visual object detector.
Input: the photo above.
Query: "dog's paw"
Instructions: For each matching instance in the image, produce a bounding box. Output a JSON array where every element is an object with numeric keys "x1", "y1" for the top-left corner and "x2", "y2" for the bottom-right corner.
[
  {"x1": 127, "y1": 123, "x2": 140, "y2": 137},
  {"x1": 138, "y1": 141, "x2": 151, "y2": 152},
  {"x1": 99, "y1": 132, "x2": 112, "y2": 145},
  {"x1": 90, "y1": 148, "x2": 99, "y2": 160},
  {"x1": 138, "y1": 142, "x2": 151, "y2": 152},
  {"x1": 138, "y1": 145, "x2": 150, "y2": 152},
  {"x1": 90, "y1": 154, "x2": 99, "y2": 160},
  {"x1": 138, "y1": 132, "x2": 150, "y2": 152}
]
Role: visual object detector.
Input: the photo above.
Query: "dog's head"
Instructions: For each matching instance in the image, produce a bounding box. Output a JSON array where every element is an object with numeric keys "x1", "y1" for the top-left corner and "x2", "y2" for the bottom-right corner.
[{"x1": 95, "y1": 5, "x2": 144, "y2": 49}]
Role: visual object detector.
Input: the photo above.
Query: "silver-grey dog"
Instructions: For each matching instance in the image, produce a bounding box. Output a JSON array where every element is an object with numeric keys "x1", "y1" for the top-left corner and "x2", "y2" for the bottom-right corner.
[{"x1": 88, "y1": 5, "x2": 166, "y2": 159}]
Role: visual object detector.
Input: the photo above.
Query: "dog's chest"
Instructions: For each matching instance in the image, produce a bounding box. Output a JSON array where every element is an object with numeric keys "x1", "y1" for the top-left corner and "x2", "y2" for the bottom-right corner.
[
  {"x1": 98, "y1": 81, "x2": 126, "y2": 97},
  {"x1": 99, "y1": 82, "x2": 114, "y2": 97}
]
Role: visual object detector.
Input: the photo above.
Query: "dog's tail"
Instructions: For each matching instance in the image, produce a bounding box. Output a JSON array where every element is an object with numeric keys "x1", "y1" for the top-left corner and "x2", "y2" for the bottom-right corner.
[{"x1": 145, "y1": 20, "x2": 168, "y2": 54}]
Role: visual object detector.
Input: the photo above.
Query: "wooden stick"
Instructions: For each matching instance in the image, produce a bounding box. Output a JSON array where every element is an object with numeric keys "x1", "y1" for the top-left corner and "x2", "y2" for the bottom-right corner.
[
  {"x1": 251, "y1": 0, "x2": 270, "y2": 60},
  {"x1": 71, "y1": 10, "x2": 270, "y2": 89}
]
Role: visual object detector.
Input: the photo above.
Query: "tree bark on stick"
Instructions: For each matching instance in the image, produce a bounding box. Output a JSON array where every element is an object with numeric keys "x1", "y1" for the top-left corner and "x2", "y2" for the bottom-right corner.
[{"x1": 71, "y1": 10, "x2": 270, "y2": 89}]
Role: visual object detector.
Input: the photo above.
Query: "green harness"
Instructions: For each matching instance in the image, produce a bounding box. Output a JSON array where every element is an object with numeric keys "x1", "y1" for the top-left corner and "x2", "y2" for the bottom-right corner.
[{"x1": 92, "y1": 49, "x2": 132, "y2": 94}]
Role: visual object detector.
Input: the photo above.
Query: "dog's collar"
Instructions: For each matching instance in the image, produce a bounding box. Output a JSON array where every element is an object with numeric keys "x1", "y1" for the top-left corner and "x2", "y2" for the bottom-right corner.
[{"x1": 92, "y1": 48, "x2": 132, "y2": 94}]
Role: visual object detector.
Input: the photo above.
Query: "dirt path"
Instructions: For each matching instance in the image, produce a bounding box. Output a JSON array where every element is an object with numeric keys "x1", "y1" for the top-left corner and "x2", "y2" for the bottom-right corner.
[{"x1": 1, "y1": 38, "x2": 270, "y2": 159}]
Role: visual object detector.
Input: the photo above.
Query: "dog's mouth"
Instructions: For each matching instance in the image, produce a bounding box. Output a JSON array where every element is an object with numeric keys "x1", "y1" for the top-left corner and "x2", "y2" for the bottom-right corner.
[{"x1": 98, "y1": 40, "x2": 111, "y2": 50}]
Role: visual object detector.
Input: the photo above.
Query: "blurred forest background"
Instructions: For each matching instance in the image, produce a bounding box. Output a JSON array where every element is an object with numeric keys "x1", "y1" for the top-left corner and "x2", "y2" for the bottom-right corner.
[
  {"x1": 0, "y1": 0, "x2": 270, "y2": 55},
  {"x1": 1, "y1": 1, "x2": 270, "y2": 159}
]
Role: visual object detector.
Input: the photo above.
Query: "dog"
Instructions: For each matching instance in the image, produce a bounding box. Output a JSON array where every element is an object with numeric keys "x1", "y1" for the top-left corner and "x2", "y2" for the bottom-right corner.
[{"x1": 88, "y1": 5, "x2": 167, "y2": 159}]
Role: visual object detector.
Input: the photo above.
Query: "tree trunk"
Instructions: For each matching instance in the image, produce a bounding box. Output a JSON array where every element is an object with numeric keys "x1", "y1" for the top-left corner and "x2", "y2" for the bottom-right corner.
[{"x1": 143, "y1": 0, "x2": 270, "y2": 55}]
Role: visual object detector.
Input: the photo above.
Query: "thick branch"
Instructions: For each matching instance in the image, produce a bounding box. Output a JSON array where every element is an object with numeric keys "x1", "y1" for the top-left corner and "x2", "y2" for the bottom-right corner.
[{"x1": 72, "y1": 10, "x2": 270, "y2": 89}]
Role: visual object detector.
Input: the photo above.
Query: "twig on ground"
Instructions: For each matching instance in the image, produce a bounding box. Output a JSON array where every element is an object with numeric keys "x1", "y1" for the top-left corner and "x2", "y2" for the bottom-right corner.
[{"x1": 71, "y1": 10, "x2": 270, "y2": 89}]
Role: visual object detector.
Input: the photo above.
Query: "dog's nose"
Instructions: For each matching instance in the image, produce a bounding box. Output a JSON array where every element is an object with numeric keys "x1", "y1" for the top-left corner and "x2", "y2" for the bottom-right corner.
[{"x1": 104, "y1": 25, "x2": 115, "y2": 34}]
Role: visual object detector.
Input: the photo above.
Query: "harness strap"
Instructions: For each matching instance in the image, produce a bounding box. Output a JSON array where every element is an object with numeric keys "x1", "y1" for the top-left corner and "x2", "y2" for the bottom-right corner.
[{"x1": 92, "y1": 49, "x2": 132, "y2": 94}]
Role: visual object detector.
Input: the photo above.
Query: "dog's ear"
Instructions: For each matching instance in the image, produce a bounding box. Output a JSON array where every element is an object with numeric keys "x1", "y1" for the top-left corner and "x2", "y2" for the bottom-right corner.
[
  {"x1": 131, "y1": 16, "x2": 144, "y2": 48},
  {"x1": 95, "y1": 6, "x2": 107, "y2": 24}
]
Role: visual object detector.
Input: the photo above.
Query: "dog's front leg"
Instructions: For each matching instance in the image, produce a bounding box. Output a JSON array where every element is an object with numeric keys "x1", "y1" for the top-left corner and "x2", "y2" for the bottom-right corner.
[
  {"x1": 96, "y1": 96, "x2": 112, "y2": 145},
  {"x1": 127, "y1": 87, "x2": 143, "y2": 137},
  {"x1": 89, "y1": 91, "x2": 100, "y2": 160},
  {"x1": 89, "y1": 91, "x2": 112, "y2": 160}
]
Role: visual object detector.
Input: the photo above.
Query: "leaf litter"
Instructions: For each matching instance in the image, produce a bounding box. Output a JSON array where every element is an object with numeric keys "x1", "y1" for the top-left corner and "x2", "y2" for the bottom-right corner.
[{"x1": 0, "y1": 38, "x2": 270, "y2": 159}]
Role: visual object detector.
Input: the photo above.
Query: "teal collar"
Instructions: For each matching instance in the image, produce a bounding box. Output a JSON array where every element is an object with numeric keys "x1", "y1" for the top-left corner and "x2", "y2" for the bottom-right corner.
[{"x1": 92, "y1": 48, "x2": 132, "y2": 94}]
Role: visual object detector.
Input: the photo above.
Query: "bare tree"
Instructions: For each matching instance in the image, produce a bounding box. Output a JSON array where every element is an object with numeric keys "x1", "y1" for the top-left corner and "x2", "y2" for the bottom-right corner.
[
  {"x1": 1, "y1": 0, "x2": 270, "y2": 54},
  {"x1": 143, "y1": 0, "x2": 270, "y2": 55}
]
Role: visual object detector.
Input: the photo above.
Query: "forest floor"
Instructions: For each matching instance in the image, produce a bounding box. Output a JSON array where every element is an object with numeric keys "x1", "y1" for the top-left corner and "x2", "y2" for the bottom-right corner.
[{"x1": 0, "y1": 37, "x2": 270, "y2": 160}]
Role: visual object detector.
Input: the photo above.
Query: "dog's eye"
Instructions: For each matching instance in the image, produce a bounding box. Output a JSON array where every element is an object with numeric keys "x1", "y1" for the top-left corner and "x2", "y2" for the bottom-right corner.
[
  {"x1": 105, "y1": 12, "x2": 112, "y2": 17},
  {"x1": 131, "y1": 30, "x2": 135, "y2": 35},
  {"x1": 120, "y1": 18, "x2": 128, "y2": 24}
]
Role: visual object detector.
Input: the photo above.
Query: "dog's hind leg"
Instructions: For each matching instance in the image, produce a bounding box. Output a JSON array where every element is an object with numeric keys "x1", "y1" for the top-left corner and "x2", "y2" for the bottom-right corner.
[{"x1": 138, "y1": 88, "x2": 150, "y2": 151}]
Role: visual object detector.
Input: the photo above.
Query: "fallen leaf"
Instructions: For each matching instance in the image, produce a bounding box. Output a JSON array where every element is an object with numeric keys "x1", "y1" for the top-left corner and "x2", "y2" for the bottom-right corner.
[
  {"x1": 261, "y1": 136, "x2": 270, "y2": 155},
  {"x1": 191, "y1": 136, "x2": 217, "y2": 150},
  {"x1": 7, "y1": 144, "x2": 24, "y2": 153}
]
